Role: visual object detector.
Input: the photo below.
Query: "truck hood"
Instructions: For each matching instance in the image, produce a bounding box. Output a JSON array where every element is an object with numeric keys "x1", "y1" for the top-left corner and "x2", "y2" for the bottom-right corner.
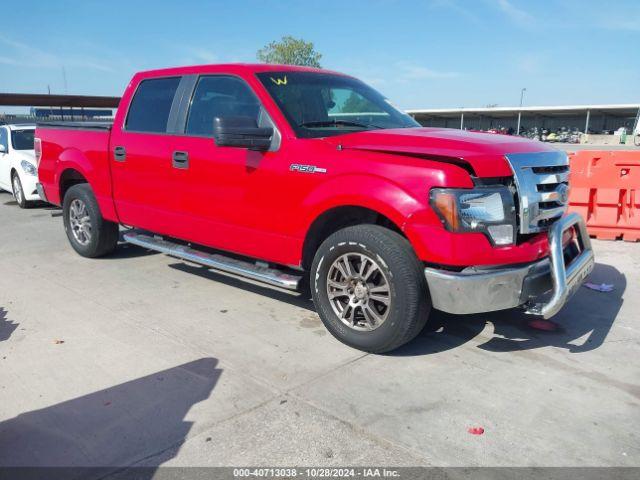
[{"x1": 327, "y1": 127, "x2": 559, "y2": 177}]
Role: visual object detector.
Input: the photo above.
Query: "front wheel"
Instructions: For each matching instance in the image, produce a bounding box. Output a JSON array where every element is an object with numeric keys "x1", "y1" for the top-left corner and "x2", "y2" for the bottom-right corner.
[
  {"x1": 63, "y1": 183, "x2": 119, "y2": 258},
  {"x1": 311, "y1": 225, "x2": 431, "y2": 353},
  {"x1": 12, "y1": 172, "x2": 33, "y2": 209}
]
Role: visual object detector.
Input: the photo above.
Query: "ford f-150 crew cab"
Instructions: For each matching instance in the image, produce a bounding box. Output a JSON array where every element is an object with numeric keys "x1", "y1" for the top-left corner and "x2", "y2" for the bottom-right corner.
[{"x1": 35, "y1": 64, "x2": 595, "y2": 353}]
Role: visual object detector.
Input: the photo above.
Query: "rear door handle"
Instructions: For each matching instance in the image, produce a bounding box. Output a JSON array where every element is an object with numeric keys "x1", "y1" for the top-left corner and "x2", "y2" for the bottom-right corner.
[
  {"x1": 114, "y1": 146, "x2": 126, "y2": 162},
  {"x1": 172, "y1": 151, "x2": 189, "y2": 169}
]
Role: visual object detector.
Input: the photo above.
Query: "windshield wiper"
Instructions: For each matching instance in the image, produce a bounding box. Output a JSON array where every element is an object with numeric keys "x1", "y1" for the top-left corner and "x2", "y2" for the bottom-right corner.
[{"x1": 298, "y1": 120, "x2": 383, "y2": 130}]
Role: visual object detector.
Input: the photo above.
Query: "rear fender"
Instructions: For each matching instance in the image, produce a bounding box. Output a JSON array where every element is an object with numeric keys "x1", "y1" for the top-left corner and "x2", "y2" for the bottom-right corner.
[{"x1": 56, "y1": 148, "x2": 118, "y2": 222}]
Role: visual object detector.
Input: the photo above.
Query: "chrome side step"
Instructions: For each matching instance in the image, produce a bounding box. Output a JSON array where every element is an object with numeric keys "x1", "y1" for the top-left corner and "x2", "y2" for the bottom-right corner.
[{"x1": 123, "y1": 231, "x2": 301, "y2": 290}]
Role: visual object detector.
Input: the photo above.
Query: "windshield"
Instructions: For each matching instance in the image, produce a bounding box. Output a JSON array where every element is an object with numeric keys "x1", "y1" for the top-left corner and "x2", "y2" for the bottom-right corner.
[
  {"x1": 256, "y1": 72, "x2": 419, "y2": 138},
  {"x1": 11, "y1": 129, "x2": 35, "y2": 150}
]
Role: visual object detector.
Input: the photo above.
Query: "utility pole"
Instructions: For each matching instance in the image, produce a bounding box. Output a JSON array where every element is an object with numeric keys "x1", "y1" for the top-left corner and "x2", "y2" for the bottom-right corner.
[
  {"x1": 46, "y1": 84, "x2": 51, "y2": 119},
  {"x1": 517, "y1": 88, "x2": 526, "y2": 136}
]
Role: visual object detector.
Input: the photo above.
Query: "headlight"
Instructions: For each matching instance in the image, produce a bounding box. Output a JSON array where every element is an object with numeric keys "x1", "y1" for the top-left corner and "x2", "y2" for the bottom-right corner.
[
  {"x1": 430, "y1": 186, "x2": 516, "y2": 245},
  {"x1": 20, "y1": 160, "x2": 37, "y2": 176}
]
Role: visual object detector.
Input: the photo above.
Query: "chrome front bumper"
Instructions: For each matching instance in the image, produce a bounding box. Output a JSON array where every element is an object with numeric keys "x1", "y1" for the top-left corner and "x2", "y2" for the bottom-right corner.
[{"x1": 424, "y1": 213, "x2": 595, "y2": 318}]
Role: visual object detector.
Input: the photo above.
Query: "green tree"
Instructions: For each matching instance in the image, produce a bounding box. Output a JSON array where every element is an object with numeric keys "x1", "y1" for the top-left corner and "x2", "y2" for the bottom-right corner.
[
  {"x1": 257, "y1": 36, "x2": 322, "y2": 68},
  {"x1": 342, "y1": 92, "x2": 377, "y2": 113}
]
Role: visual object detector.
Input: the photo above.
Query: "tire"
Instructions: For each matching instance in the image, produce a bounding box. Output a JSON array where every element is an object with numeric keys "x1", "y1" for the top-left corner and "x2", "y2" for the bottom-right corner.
[
  {"x1": 11, "y1": 172, "x2": 33, "y2": 209},
  {"x1": 62, "y1": 183, "x2": 119, "y2": 258},
  {"x1": 311, "y1": 225, "x2": 430, "y2": 353}
]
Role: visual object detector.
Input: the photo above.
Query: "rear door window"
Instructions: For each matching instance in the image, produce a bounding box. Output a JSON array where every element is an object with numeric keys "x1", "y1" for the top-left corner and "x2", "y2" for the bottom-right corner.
[
  {"x1": 125, "y1": 77, "x2": 181, "y2": 133},
  {"x1": 185, "y1": 76, "x2": 263, "y2": 136}
]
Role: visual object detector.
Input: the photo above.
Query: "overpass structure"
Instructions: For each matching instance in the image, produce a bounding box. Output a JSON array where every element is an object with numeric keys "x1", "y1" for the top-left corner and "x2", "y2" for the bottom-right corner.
[
  {"x1": 0, "y1": 93, "x2": 120, "y2": 108},
  {"x1": 0, "y1": 93, "x2": 120, "y2": 124}
]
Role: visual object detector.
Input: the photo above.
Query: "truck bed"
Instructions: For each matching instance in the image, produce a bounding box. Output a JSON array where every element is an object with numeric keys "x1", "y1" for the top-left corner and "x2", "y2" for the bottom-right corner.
[{"x1": 36, "y1": 121, "x2": 113, "y2": 130}]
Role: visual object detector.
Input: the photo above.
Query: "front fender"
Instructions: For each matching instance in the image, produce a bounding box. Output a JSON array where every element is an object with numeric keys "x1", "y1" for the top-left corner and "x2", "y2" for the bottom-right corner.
[{"x1": 300, "y1": 173, "x2": 431, "y2": 236}]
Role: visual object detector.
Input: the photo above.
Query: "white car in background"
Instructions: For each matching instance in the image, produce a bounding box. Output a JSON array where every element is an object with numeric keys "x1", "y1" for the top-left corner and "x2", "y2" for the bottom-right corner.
[{"x1": 0, "y1": 124, "x2": 40, "y2": 208}]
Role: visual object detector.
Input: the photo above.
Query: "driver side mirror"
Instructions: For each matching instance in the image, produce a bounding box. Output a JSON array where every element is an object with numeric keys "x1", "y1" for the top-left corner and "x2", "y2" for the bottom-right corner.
[
  {"x1": 213, "y1": 116, "x2": 273, "y2": 151},
  {"x1": 0, "y1": 144, "x2": 6, "y2": 154}
]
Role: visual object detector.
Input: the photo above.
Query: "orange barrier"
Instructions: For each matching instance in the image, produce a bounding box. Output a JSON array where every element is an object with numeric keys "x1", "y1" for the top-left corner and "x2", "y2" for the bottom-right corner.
[{"x1": 568, "y1": 150, "x2": 640, "y2": 242}]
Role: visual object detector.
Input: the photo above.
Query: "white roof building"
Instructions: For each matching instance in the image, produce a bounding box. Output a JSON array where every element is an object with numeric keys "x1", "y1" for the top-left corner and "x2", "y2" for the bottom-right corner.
[{"x1": 406, "y1": 104, "x2": 640, "y2": 134}]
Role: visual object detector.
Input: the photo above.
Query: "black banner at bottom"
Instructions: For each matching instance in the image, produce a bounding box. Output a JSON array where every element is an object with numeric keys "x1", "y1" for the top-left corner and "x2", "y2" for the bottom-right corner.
[{"x1": 0, "y1": 467, "x2": 638, "y2": 480}]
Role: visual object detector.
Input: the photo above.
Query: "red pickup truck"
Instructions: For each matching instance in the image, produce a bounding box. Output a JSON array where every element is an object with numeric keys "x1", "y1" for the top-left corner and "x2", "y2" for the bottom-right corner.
[{"x1": 35, "y1": 64, "x2": 594, "y2": 352}]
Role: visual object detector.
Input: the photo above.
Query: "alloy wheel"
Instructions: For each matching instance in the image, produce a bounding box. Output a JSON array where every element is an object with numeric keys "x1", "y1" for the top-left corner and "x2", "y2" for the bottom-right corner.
[
  {"x1": 326, "y1": 252, "x2": 391, "y2": 331},
  {"x1": 12, "y1": 175, "x2": 23, "y2": 205},
  {"x1": 69, "y1": 198, "x2": 92, "y2": 246}
]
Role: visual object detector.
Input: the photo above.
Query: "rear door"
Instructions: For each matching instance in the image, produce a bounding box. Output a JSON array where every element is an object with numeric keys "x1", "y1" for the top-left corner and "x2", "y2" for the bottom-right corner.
[{"x1": 109, "y1": 76, "x2": 184, "y2": 235}]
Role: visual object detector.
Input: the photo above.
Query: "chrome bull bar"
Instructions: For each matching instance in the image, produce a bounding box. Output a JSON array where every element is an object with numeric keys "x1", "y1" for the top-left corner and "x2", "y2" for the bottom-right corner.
[
  {"x1": 525, "y1": 212, "x2": 595, "y2": 318},
  {"x1": 423, "y1": 212, "x2": 595, "y2": 318}
]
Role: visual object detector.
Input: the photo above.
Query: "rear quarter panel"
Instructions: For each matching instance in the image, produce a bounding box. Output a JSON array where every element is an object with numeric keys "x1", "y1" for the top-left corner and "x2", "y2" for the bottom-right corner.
[{"x1": 36, "y1": 127, "x2": 117, "y2": 221}]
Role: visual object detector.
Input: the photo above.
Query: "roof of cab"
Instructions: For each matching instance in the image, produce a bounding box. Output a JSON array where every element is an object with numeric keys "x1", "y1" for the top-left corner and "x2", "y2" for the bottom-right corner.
[{"x1": 134, "y1": 63, "x2": 349, "y2": 79}]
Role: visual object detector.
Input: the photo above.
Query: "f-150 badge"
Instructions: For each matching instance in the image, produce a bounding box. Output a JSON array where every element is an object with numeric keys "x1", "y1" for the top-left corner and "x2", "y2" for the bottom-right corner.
[{"x1": 290, "y1": 164, "x2": 327, "y2": 174}]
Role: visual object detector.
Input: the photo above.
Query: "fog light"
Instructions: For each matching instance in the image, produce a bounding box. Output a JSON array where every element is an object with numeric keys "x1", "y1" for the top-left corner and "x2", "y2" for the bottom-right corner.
[{"x1": 487, "y1": 224, "x2": 514, "y2": 246}]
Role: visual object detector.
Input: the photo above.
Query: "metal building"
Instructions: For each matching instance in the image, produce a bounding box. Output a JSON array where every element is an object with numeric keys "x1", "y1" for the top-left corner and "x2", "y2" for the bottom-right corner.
[{"x1": 407, "y1": 104, "x2": 640, "y2": 135}]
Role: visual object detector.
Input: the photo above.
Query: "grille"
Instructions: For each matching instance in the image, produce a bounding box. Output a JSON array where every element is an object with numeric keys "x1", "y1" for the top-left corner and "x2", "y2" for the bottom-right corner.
[
  {"x1": 505, "y1": 151, "x2": 570, "y2": 234},
  {"x1": 532, "y1": 165, "x2": 569, "y2": 174}
]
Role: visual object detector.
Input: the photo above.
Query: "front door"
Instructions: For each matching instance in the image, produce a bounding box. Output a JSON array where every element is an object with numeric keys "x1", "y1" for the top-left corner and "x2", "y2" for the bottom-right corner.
[{"x1": 167, "y1": 75, "x2": 289, "y2": 261}]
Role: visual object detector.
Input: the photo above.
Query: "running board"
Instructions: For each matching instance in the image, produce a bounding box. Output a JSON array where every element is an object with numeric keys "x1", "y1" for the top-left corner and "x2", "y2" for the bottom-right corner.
[{"x1": 123, "y1": 231, "x2": 301, "y2": 290}]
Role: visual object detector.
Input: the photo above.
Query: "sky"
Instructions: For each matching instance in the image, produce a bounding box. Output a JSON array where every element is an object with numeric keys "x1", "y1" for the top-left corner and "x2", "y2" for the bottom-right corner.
[{"x1": 0, "y1": 0, "x2": 638, "y2": 111}]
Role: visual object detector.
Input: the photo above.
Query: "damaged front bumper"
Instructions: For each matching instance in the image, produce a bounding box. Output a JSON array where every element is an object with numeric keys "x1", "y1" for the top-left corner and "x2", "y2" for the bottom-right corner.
[{"x1": 424, "y1": 213, "x2": 595, "y2": 318}]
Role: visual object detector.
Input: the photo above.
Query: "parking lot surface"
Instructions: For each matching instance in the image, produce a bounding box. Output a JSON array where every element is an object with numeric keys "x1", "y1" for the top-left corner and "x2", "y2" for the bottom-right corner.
[{"x1": 0, "y1": 192, "x2": 638, "y2": 471}]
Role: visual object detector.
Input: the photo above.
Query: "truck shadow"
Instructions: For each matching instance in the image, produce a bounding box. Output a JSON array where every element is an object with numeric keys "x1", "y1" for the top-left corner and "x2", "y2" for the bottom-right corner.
[
  {"x1": 163, "y1": 258, "x2": 624, "y2": 357},
  {"x1": 168, "y1": 262, "x2": 316, "y2": 312},
  {"x1": 0, "y1": 307, "x2": 18, "y2": 342},
  {"x1": 0, "y1": 357, "x2": 220, "y2": 477},
  {"x1": 98, "y1": 241, "x2": 160, "y2": 260},
  {"x1": 394, "y1": 262, "x2": 625, "y2": 356}
]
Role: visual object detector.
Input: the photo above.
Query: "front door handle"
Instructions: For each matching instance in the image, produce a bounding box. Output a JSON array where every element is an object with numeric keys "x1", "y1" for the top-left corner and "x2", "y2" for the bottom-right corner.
[
  {"x1": 172, "y1": 151, "x2": 189, "y2": 169},
  {"x1": 114, "y1": 146, "x2": 126, "y2": 162}
]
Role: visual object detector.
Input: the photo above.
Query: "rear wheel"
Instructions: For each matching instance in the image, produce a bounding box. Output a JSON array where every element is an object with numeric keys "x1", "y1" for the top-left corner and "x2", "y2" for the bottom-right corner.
[
  {"x1": 11, "y1": 172, "x2": 33, "y2": 209},
  {"x1": 311, "y1": 225, "x2": 430, "y2": 353},
  {"x1": 63, "y1": 183, "x2": 119, "y2": 258}
]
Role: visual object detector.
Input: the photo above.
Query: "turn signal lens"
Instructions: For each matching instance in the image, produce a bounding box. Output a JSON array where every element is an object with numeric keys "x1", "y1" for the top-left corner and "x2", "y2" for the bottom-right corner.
[{"x1": 432, "y1": 191, "x2": 459, "y2": 230}]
